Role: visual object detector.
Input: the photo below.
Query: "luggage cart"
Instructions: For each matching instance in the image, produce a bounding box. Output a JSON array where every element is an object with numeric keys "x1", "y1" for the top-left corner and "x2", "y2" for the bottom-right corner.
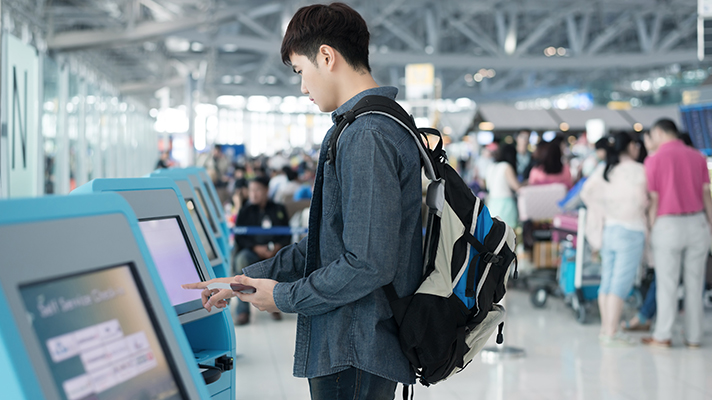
[
  {"x1": 531, "y1": 209, "x2": 601, "y2": 322},
  {"x1": 532, "y1": 208, "x2": 642, "y2": 323}
]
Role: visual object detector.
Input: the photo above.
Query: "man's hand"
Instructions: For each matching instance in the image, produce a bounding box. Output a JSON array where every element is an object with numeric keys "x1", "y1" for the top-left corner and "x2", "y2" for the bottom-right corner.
[
  {"x1": 182, "y1": 277, "x2": 237, "y2": 312},
  {"x1": 234, "y1": 275, "x2": 280, "y2": 313}
]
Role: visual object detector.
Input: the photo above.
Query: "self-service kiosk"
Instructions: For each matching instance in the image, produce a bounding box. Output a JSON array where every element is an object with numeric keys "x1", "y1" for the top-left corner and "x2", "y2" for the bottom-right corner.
[
  {"x1": 74, "y1": 178, "x2": 236, "y2": 399},
  {"x1": 182, "y1": 167, "x2": 231, "y2": 243},
  {"x1": 0, "y1": 193, "x2": 211, "y2": 400},
  {"x1": 150, "y1": 170, "x2": 231, "y2": 277}
]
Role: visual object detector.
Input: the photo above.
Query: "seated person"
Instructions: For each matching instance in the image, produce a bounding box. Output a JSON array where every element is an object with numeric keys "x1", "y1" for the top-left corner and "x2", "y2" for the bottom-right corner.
[{"x1": 233, "y1": 176, "x2": 291, "y2": 325}]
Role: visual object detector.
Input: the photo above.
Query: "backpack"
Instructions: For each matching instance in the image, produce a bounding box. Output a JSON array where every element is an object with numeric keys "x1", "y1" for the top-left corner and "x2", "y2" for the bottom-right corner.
[{"x1": 329, "y1": 95, "x2": 519, "y2": 389}]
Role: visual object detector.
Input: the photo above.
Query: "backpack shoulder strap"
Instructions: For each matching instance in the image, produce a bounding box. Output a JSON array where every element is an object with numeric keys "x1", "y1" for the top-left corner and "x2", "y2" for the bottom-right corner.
[{"x1": 328, "y1": 95, "x2": 441, "y2": 182}]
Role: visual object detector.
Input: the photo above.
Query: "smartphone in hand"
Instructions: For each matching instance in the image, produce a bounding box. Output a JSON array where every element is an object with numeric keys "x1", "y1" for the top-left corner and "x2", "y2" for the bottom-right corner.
[{"x1": 230, "y1": 283, "x2": 257, "y2": 294}]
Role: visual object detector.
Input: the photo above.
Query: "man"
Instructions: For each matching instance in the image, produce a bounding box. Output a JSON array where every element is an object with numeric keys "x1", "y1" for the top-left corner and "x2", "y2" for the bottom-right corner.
[
  {"x1": 203, "y1": 144, "x2": 230, "y2": 203},
  {"x1": 515, "y1": 129, "x2": 533, "y2": 181},
  {"x1": 642, "y1": 119, "x2": 712, "y2": 348},
  {"x1": 184, "y1": 3, "x2": 423, "y2": 399},
  {"x1": 232, "y1": 176, "x2": 290, "y2": 325}
]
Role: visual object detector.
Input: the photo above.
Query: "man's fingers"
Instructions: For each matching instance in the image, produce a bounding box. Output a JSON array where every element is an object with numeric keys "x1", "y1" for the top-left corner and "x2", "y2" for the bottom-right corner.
[
  {"x1": 234, "y1": 275, "x2": 255, "y2": 287},
  {"x1": 182, "y1": 282, "x2": 208, "y2": 290}
]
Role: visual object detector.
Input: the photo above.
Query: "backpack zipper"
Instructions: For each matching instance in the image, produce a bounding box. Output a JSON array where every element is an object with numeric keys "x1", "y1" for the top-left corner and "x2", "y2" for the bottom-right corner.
[{"x1": 473, "y1": 220, "x2": 509, "y2": 316}]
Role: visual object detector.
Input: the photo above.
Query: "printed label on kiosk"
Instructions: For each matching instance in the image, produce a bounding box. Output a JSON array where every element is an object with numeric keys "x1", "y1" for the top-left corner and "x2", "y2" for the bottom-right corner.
[{"x1": 20, "y1": 264, "x2": 187, "y2": 400}]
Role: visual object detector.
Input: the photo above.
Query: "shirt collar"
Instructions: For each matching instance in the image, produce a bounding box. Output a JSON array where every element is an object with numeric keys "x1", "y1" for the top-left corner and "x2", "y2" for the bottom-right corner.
[
  {"x1": 658, "y1": 139, "x2": 683, "y2": 151},
  {"x1": 331, "y1": 86, "x2": 399, "y2": 124}
]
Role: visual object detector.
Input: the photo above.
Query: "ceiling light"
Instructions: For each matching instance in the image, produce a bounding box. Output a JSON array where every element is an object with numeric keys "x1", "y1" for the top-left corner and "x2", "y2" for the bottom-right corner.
[{"x1": 479, "y1": 121, "x2": 494, "y2": 131}]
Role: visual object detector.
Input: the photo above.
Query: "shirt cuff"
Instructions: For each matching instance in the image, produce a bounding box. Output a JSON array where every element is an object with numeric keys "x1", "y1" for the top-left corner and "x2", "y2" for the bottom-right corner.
[
  {"x1": 272, "y1": 282, "x2": 296, "y2": 314},
  {"x1": 242, "y1": 260, "x2": 268, "y2": 279}
]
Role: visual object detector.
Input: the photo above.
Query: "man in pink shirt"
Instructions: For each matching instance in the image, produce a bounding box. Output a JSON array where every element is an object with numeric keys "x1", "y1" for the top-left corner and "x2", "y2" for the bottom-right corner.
[{"x1": 643, "y1": 119, "x2": 712, "y2": 348}]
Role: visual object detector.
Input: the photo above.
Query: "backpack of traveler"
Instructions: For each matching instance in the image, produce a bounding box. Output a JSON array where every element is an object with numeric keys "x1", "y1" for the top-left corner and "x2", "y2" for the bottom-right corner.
[{"x1": 328, "y1": 95, "x2": 519, "y2": 390}]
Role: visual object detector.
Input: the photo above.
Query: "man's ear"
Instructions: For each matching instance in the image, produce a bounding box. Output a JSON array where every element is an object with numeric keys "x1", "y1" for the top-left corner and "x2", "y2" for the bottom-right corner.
[{"x1": 319, "y1": 45, "x2": 337, "y2": 71}]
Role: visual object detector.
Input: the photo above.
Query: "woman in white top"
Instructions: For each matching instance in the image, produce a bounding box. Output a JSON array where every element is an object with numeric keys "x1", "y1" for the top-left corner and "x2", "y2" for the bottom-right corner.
[
  {"x1": 581, "y1": 133, "x2": 648, "y2": 346},
  {"x1": 485, "y1": 144, "x2": 521, "y2": 228}
]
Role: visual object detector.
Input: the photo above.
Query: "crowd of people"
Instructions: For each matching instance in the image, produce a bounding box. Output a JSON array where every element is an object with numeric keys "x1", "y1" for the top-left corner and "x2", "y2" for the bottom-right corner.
[
  {"x1": 473, "y1": 120, "x2": 710, "y2": 348},
  {"x1": 200, "y1": 145, "x2": 317, "y2": 326}
]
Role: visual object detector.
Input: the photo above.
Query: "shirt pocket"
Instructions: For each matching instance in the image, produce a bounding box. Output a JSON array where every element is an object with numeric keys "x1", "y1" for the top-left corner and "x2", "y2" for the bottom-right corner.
[{"x1": 322, "y1": 162, "x2": 341, "y2": 219}]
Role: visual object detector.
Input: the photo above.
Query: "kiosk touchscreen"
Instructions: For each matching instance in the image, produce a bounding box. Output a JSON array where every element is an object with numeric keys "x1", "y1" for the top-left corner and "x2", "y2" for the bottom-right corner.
[
  {"x1": 0, "y1": 193, "x2": 210, "y2": 400},
  {"x1": 74, "y1": 178, "x2": 236, "y2": 400},
  {"x1": 150, "y1": 171, "x2": 230, "y2": 278}
]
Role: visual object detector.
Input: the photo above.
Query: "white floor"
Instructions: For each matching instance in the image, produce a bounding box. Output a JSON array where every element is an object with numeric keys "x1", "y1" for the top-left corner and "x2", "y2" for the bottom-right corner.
[{"x1": 231, "y1": 289, "x2": 712, "y2": 400}]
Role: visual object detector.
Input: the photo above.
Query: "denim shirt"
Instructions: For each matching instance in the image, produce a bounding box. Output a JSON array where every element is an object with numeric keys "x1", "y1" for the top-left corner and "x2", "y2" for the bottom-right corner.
[{"x1": 243, "y1": 86, "x2": 423, "y2": 384}]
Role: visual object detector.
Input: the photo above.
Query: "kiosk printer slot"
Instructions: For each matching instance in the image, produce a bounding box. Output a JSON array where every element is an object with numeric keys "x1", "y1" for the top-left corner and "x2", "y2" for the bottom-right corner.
[
  {"x1": 152, "y1": 169, "x2": 230, "y2": 264},
  {"x1": 74, "y1": 178, "x2": 236, "y2": 400},
  {"x1": 0, "y1": 193, "x2": 210, "y2": 400}
]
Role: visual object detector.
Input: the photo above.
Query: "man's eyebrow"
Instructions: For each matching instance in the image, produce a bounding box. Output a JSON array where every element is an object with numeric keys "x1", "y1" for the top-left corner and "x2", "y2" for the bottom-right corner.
[{"x1": 292, "y1": 65, "x2": 298, "y2": 73}]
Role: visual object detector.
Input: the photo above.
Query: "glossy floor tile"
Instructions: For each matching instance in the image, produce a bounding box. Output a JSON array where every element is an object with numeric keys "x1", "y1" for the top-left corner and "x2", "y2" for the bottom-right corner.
[{"x1": 232, "y1": 289, "x2": 712, "y2": 400}]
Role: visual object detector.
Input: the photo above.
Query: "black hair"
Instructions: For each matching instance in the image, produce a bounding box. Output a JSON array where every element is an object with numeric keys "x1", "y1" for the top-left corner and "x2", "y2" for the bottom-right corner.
[
  {"x1": 603, "y1": 132, "x2": 635, "y2": 182},
  {"x1": 535, "y1": 141, "x2": 564, "y2": 175},
  {"x1": 281, "y1": 3, "x2": 371, "y2": 73},
  {"x1": 234, "y1": 178, "x2": 248, "y2": 189},
  {"x1": 496, "y1": 144, "x2": 517, "y2": 172},
  {"x1": 250, "y1": 175, "x2": 270, "y2": 188},
  {"x1": 652, "y1": 118, "x2": 679, "y2": 136},
  {"x1": 636, "y1": 135, "x2": 648, "y2": 163},
  {"x1": 283, "y1": 166, "x2": 298, "y2": 181},
  {"x1": 679, "y1": 133, "x2": 693, "y2": 147},
  {"x1": 594, "y1": 138, "x2": 609, "y2": 151}
]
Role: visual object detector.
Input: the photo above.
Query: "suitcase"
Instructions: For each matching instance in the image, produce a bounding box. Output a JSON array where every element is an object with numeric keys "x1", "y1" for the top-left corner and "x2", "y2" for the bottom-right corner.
[{"x1": 517, "y1": 183, "x2": 567, "y2": 221}]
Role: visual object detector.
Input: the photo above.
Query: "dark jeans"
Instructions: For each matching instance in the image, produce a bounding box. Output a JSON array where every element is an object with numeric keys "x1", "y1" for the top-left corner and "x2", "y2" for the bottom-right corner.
[
  {"x1": 233, "y1": 248, "x2": 261, "y2": 316},
  {"x1": 639, "y1": 277, "x2": 656, "y2": 321},
  {"x1": 309, "y1": 368, "x2": 397, "y2": 400}
]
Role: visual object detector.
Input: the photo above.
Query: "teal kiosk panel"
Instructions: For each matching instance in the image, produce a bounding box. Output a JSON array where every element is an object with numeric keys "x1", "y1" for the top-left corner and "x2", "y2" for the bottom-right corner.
[
  {"x1": 0, "y1": 193, "x2": 210, "y2": 400},
  {"x1": 182, "y1": 167, "x2": 231, "y2": 244},
  {"x1": 151, "y1": 170, "x2": 230, "y2": 277},
  {"x1": 152, "y1": 168, "x2": 231, "y2": 265},
  {"x1": 74, "y1": 178, "x2": 236, "y2": 400}
]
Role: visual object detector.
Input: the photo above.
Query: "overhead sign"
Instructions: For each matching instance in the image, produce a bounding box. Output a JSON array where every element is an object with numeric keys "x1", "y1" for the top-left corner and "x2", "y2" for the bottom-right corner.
[
  {"x1": 405, "y1": 63, "x2": 434, "y2": 100},
  {"x1": 700, "y1": 0, "x2": 712, "y2": 17}
]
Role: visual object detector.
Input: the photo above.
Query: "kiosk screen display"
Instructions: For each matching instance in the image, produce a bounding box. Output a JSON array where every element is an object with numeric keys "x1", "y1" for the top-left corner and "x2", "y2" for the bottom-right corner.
[
  {"x1": 194, "y1": 188, "x2": 219, "y2": 235},
  {"x1": 138, "y1": 218, "x2": 204, "y2": 315},
  {"x1": 185, "y1": 199, "x2": 218, "y2": 261},
  {"x1": 20, "y1": 264, "x2": 186, "y2": 400}
]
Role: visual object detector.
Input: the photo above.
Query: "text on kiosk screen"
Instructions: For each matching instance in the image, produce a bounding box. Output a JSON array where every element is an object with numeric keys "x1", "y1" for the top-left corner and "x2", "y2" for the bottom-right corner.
[{"x1": 20, "y1": 264, "x2": 186, "y2": 400}]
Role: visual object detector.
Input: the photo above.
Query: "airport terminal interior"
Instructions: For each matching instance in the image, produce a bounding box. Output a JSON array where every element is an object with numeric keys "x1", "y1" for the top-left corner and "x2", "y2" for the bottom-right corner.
[{"x1": 1, "y1": 0, "x2": 712, "y2": 399}]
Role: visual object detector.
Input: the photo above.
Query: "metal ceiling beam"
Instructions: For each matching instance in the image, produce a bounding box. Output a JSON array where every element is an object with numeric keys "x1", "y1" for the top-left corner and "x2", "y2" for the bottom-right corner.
[
  {"x1": 513, "y1": 7, "x2": 581, "y2": 57},
  {"x1": 48, "y1": 8, "x2": 245, "y2": 51},
  {"x1": 381, "y1": 19, "x2": 423, "y2": 51},
  {"x1": 657, "y1": 14, "x2": 697, "y2": 51},
  {"x1": 586, "y1": 13, "x2": 634, "y2": 55},
  {"x1": 369, "y1": 49, "x2": 697, "y2": 70},
  {"x1": 450, "y1": 18, "x2": 500, "y2": 56}
]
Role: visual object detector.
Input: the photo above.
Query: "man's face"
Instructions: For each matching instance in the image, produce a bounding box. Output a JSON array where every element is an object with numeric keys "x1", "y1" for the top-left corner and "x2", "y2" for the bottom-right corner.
[
  {"x1": 248, "y1": 182, "x2": 268, "y2": 207},
  {"x1": 644, "y1": 132, "x2": 658, "y2": 153},
  {"x1": 649, "y1": 127, "x2": 664, "y2": 149},
  {"x1": 516, "y1": 132, "x2": 530, "y2": 151},
  {"x1": 290, "y1": 53, "x2": 337, "y2": 112},
  {"x1": 595, "y1": 148, "x2": 607, "y2": 161}
]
